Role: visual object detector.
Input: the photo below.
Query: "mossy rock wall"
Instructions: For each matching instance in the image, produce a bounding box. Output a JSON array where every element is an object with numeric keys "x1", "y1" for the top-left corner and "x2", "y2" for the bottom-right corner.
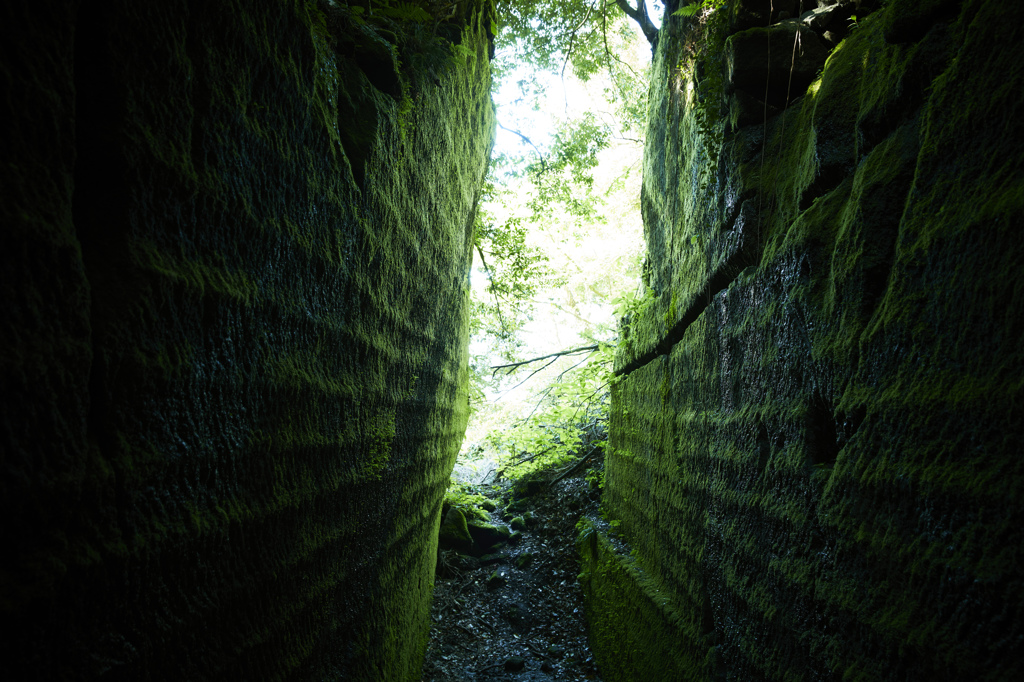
[
  {"x1": 583, "y1": 0, "x2": 1024, "y2": 679},
  {"x1": 0, "y1": 1, "x2": 494, "y2": 679}
]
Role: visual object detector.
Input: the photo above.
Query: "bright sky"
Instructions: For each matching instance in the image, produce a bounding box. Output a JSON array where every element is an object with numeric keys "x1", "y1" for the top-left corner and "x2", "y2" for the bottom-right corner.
[
  {"x1": 475, "y1": 23, "x2": 653, "y2": 357},
  {"x1": 455, "y1": 9, "x2": 656, "y2": 480}
]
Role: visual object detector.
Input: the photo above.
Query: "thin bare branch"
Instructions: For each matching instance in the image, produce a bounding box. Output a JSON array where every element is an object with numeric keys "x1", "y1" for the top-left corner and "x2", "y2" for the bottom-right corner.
[
  {"x1": 601, "y1": 1, "x2": 644, "y2": 80},
  {"x1": 475, "y1": 243, "x2": 509, "y2": 333},
  {"x1": 504, "y1": 356, "x2": 561, "y2": 392},
  {"x1": 496, "y1": 121, "x2": 548, "y2": 171},
  {"x1": 555, "y1": 350, "x2": 597, "y2": 382},
  {"x1": 491, "y1": 345, "x2": 600, "y2": 375}
]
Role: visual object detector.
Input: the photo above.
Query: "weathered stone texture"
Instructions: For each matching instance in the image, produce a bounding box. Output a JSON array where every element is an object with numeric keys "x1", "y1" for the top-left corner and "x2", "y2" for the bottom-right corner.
[
  {"x1": 1, "y1": 1, "x2": 494, "y2": 679},
  {"x1": 584, "y1": 0, "x2": 1024, "y2": 679}
]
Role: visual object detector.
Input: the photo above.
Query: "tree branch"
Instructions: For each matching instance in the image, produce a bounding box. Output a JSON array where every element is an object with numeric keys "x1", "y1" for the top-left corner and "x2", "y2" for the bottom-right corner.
[
  {"x1": 491, "y1": 345, "x2": 600, "y2": 375},
  {"x1": 561, "y1": 0, "x2": 600, "y2": 79},
  {"x1": 501, "y1": 356, "x2": 561, "y2": 394},
  {"x1": 475, "y1": 243, "x2": 509, "y2": 334},
  {"x1": 549, "y1": 446, "x2": 601, "y2": 485},
  {"x1": 614, "y1": 0, "x2": 659, "y2": 47},
  {"x1": 555, "y1": 348, "x2": 599, "y2": 382},
  {"x1": 602, "y1": 1, "x2": 644, "y2": 80},
  {"x1": 496, "y1": 121, "x2": 548, "y2": 171}
]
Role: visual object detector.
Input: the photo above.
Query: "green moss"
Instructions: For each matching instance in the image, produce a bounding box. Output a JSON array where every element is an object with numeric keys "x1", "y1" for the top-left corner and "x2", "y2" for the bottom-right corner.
[
  {"x1": 443, "y1": 482, "x2": 494, "y2": 521},
  {"x1": 134, "y1": 240, "x2": 258, "y2": 302},
  {"x1": 576, "y1": 518, "x2": 709, "y2": 681},
  {"x1": 605, "y1": 2, "x2": 1024, "y2": 679},
  {"x1": 362, "y1": 408, "x2": 396, "y2": 480}
]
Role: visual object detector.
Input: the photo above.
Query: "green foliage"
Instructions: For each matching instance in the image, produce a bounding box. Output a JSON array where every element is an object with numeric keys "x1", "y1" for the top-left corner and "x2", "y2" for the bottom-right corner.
[
  {"x1": 476, "y1": 213, "x2": 549, "y2": 298},
  {"x1": 484, "y1": 343, "x2": 613, "y2": 482},
  {"x1": 613, "y1": 283, "x2": 655, "y2": 357},
  {"x1": 375, "y1": 2, "x2": 433, "y2": 23},
  {"x1": 576, "y1": 515, "x2": 597, "y2": 543},
  {"x1": 516, "y1": 112, "x2": 612, "y2": 221},
  {"x1": 471, "y1": 202, "x2": 552, "y2": 360},
  {"x1": 672, "y1": 2, "x2": 701, "y2": 17},
  {"x1": 612, "y1": 282, "x2": 654, "y2": 321},
  {"x1": 492, "y1": 1, "x2": 651, "y2": 138},
  {"x1": 494, "y1": 0, "x2": 631, "y2": 80},
  {"x1": 605, "y1": 57, "x2": 650, "y2": 139},
  {"x1": 459, "y1": 1, "x2": 649, "y2": 486},
  {"x1": 443, "y1": 482, "x2": 494, "y2": 521},
  {"x1": 672, "y1": 0, "x2": 725, "y2": 18},
  {"x1": 470, "y1": 115, "x2": 633, "y2": 363}
]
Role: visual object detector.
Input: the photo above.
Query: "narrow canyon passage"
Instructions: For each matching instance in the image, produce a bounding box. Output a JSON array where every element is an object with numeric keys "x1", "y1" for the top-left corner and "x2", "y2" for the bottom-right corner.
[
  {"x1": 2, "y1": 2, "x2": 1023, "y2": 680},
  {"x1": 422, "y1": 472, "x2": 604, "y2": 681}
]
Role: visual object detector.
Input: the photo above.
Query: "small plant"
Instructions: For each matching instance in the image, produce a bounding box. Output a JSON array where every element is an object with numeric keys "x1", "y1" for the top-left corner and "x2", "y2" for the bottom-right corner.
[
  {"x1": 672, "y1": 1, "x2": 705, "y2": 18},
  {"x1": 576, "y1": 517, "x2": 596, "y2": 543},
  {"x1": 443, "y1": 481, "x2": 492, "y2": 520}
]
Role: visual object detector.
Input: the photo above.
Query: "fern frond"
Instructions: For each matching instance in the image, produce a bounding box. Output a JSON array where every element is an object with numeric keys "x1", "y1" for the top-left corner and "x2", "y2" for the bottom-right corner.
[{"x1": 378, "y1": 2, "x2": 432, "y2": 23}]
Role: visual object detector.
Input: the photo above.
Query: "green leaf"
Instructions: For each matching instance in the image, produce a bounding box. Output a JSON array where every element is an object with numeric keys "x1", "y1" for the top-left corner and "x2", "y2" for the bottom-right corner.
[
  {"x1": 378, "y1": 2, "x2": 432, "y2": 23},
  {"x1": 672, "y1": 2, "x2": 702, "y2": 17}
]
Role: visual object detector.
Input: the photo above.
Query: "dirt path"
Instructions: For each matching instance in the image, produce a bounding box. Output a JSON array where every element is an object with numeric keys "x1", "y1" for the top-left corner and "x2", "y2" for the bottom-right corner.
[{"x1": 421, "y1": 475, "x2": 604, "y2": 681}]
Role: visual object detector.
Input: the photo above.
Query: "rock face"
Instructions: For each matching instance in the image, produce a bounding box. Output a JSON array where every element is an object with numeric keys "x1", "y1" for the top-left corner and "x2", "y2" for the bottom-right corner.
[
  {"x1": 0, "y1": 1, "x2": 494, "y2": 679},
  {"x1": 725, "y1": 21, "x2": 831, "y2": 109},
  {"x1": 581, "y1": 0, "x2": 1024, "y2": 679}
]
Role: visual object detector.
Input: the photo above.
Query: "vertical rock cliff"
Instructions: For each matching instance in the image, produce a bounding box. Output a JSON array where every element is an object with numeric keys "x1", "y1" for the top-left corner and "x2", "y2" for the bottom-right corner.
[
  {"x1": 580, "y1": 0, "x2": 1023, "y2": 679},
  {"x1": 0, "y1": 1, "x2": 494, "y2": 679}
]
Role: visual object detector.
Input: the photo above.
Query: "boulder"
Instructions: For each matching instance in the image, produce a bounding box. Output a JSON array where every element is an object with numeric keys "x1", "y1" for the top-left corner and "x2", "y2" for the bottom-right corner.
[
  {"x1": 729, "y1": 0, "x2": 801, "y2": 33},
  {"x1": 487, "y1": 569, "x2": 507, "y2": 590},
  {"x1": 725, "y1": 20, "x2": 830, "y2": 109},
  {"x1": 467, "y1": 519, "x2": 511, "y2": 553},
  {"x1": 438, "y1": 507, "x2": 473, "y2": 553},
  {"x1": 479, "y1": 552, "x2": 509, "y2": 566}
]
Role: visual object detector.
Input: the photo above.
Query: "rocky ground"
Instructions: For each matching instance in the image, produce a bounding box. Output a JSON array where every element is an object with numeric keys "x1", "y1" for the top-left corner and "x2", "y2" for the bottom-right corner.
[{"x1": 421, "y1": 463, "x2": 605, "y2": 682}]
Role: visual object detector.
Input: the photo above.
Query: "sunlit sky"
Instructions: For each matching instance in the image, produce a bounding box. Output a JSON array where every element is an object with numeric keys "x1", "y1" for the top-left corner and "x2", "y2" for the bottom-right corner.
[
  {"x1": 472, "y1": 18, "x2": 654, "y2": 358},
  {"x1": 456, "y1": 12, "x2": 656, "y2": 477}
]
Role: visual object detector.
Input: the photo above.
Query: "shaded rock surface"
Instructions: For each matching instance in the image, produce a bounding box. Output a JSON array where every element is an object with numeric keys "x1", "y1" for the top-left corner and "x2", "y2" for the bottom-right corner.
[
  {"x1": 590, "y1": 0, "x2": 1024, "y2": 680},
  {"x1": 0, "y1": 1, "x2": 495, "y2": 679},
  {"x1": 440, "y1": 507, "x2": 476, "y2": 553},
  {"x1": 725, "y1": 20, "x2": 831, "y2": 108}
]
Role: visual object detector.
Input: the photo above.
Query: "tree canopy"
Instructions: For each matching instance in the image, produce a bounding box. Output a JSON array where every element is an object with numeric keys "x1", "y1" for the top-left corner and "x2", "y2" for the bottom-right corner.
[{"x1": 459, "y1": 0, "x2": 662, "y2": 483}]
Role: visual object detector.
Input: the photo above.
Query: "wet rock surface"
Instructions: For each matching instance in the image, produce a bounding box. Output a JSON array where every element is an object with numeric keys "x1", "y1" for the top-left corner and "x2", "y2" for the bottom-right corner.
[
  {"x1": 600, "y1": 0, "x2": 1024, "y2": 679},
  {"x1": 423, "y1": 474, "x2": 604, "y2": 682}
]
